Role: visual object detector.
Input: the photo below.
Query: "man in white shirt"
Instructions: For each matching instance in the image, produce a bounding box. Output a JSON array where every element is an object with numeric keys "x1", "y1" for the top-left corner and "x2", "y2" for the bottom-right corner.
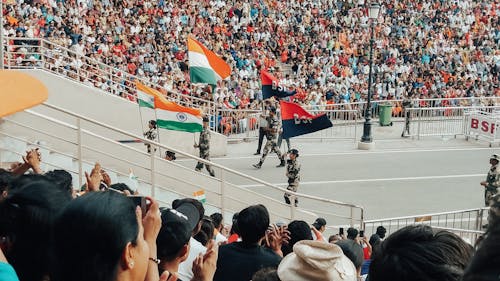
[{"x1": 174, "y1": 198, "x2": 207, "y2": 281}]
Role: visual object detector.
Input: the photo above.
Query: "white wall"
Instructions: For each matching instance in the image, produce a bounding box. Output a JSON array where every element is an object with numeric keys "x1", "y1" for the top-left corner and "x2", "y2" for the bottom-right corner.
[{"x1": 19, "y1": 70, "x2": 227, "y2": 156}]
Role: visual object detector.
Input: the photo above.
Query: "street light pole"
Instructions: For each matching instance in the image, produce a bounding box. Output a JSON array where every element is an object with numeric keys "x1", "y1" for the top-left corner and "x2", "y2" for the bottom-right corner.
[
  {"x1": 359, "y1": 2, "x2": 380, "y2": 148},
  {"x1": 360, "y1": 20, "x2": 376, "y2": 143}
]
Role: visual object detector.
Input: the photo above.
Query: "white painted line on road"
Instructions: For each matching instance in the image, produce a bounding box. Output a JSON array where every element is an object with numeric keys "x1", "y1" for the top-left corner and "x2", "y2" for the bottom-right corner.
[
  {"x1": 176, "y1": 147, "x2": 496, "y2": 162},
  {"x1": 239, "y1": 173, "x2": 485, "y2": 188}
]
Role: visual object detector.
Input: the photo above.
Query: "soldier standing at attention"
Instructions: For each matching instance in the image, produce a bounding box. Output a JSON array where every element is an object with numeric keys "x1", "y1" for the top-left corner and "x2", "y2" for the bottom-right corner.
[
  {"x1": 194, "y1": 117, "x2": 215, "y2": 177},
  {"x1": 284, "y1": 149, "x2": 300, "y2": 206},
  {"x1": 401, "y1": 94, "x2": 412, "y2": 137},
  {"x1": 253, "y1": 107, "x2": 285, "y2": 169},
  {"x1": 480, "y1": 154, "x2": 500, "y2": 206}
]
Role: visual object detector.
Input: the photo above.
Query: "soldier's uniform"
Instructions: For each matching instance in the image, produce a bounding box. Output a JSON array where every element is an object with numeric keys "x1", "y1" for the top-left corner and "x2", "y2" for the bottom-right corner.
[
  {"x1": 253, "y1": 110, "x2": 285, "y2": 168},
  {"x1": 284, "y1": 149, "x2": 300, "y2": 206},
  {"x1": 144, "y1": 128, "x2": 157, "y2": 153},
  {"x1": 484, "y1": 154, "x2": 500, "y2": 206},
  {"x1": 401, "y1": 97, "x2": 412, "y2": 137},
  {"x1": 195, "y1": 124, "x2": 215, "y2": 177}
]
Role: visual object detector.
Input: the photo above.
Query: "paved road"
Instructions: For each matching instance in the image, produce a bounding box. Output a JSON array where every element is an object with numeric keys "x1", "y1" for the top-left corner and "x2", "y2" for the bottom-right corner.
[{"x1": 178, "y1": 138, "x2": 497, "y2": 220}]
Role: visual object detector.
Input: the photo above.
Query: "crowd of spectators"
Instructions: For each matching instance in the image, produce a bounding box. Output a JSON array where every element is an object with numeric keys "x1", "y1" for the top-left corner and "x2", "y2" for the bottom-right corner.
[
  {"x1": 2, "y1": 0, "x2": 500, "y2": 112},
  {"x1": 1, "y1": 148, "x2": 500, "y2": 281}
]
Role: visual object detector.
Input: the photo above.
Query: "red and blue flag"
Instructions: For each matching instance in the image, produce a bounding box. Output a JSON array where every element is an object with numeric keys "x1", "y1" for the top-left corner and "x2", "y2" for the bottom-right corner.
[
  {"x1": 261, "y1": 70, "x2": 296, "y2": 100},
  {"x1": 280, "y1": 100, "x2": 333, "y2": 139}
]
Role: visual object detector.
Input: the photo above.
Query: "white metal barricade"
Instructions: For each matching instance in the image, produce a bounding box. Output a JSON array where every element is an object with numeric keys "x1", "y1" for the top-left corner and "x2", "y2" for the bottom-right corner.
[
  {"x1": 464, "y1": 109, "x2": 500, "y2": 147},
  {"x1": 405, "y1": 106, "x2": 500, "y2": 141}
]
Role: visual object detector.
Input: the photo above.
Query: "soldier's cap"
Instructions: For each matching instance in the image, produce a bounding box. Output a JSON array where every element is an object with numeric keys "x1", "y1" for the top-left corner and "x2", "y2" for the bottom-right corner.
[
  {"x1": 202, "y1": 117, "x2": 209, "y2": 122},
  {"x1": 165, "y1": 150, "x2": 176, "y2": 160},
  {"x1": 490, "y1": 154, "x2": 500, "y2": 161},
  {"x1": 288, "y1": 149, "x2": 299, "y2": 157},
  {"x1": 269, "y1": 107, "x2": 277, "y2": 113}
]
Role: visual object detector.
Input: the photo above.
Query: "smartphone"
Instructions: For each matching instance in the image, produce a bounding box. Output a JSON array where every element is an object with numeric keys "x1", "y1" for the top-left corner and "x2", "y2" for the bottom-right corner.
[
  {"x1": 359, "y1": 230, "x2": 365, "y2": 238},
  {"x1": 129, "y1": 195, "x2": 147, "y2": 214},
  {"x1": 339, "y1": 227, "x2": 344, "y2": 235}
]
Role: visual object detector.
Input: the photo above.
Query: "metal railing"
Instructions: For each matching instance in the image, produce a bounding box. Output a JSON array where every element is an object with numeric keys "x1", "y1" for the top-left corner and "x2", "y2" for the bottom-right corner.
[
  {"x1": 2, "y1": 37, "x2": 216, "y2": 115},
  {"x1": 0, "y1": 102, "x2": 364, "y2": 226},
  {"x1": 311, "y1": 97, "x2": 500, "y2": 118},
  {"x1": 215, "y1": 108, "x2": 361, "y2": 141},
  {"x1": 464, "y1": 108, "x2": 500, "y2": 147},
  {"x1": 405, "y1": 106, "x2": 500, "y2": 140},
  {"x1": 364, "y1": 207, "x2": 488, "y2": 243}
]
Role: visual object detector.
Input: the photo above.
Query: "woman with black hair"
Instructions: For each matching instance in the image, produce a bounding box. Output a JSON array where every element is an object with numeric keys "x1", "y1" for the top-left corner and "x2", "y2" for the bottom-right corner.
[
  {"x1": 51, "y1": 191, "x2": 161, "y2": 281},
  {"x1": 0, "y1": 178, "x2": 72, "y2": 281},
  {"x1": 194, "y1": 217, "x2": 215, "y2": 246}
]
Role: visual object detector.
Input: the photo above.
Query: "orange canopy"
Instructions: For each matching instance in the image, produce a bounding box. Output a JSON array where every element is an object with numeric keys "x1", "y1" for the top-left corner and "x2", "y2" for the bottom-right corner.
[{"x1": 0, "y1": 70, "x2": 48, "y2": 117}]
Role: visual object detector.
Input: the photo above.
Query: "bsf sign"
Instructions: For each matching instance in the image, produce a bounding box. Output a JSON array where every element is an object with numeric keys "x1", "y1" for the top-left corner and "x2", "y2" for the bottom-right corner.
[{"x1": 470, "y1": 116, "x2": 496, "y2": 136}]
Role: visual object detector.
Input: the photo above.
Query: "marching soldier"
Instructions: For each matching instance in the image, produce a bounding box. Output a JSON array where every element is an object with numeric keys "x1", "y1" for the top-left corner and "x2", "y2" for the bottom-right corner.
[
  {"x1": 480, "y1": 154, "x2": 500, "y2": 206},
  {"x1": 253, "y1": 107, "x2": 285, "y2": 169},
  {"x1": 194, "y1": 117, "x2": 215, "y2": 177},
  {"x1": 144, "y1": 120, "x2": 157, "y2": 153},
  {"x1": 284, "y1": 149, "x2": 300, "y2": 206}
]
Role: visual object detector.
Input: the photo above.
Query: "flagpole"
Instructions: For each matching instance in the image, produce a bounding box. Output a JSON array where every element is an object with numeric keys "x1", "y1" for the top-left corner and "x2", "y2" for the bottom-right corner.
[
  {"x1": 154, "y1": 109, "x2": 162, "y2": 158},
  {"x1": 137, "y1": 103, "x2": 145, "y2": 143}
]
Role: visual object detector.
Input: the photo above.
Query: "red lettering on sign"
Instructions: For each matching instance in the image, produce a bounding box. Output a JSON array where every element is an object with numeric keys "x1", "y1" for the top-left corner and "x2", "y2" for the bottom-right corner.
[
  {"x1": 482, "y1": 121, "x2": 489, "y2": 132},
  {"x1": 471, "y1": 118, "x2": 478, "y2": 129}
]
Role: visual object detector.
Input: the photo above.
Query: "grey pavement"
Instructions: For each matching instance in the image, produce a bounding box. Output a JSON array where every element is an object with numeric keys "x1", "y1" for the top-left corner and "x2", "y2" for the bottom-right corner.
[{"x1": 177, "y1": 130, "x2": 498, "y2": 220}]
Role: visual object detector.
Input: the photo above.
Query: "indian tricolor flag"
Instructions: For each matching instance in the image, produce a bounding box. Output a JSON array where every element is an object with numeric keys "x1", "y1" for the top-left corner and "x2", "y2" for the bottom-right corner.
[
  {"x1": 155, "y1": 98, "x2": 203, "y2": 133},
  {"x1": 193, "y1": 190, "x2": 206, "y2": 204},
  {"x1": 136, "y1": 81, "x2": 155, "y2": 109},
  {"x1": 188, "y1": 36, "x2": 231, "y2": 85}
]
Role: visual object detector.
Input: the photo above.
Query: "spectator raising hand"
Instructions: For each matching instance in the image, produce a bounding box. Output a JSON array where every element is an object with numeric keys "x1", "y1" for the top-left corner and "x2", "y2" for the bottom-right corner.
[
  {"x1": 11, "y1": 148, "x2": 43, "y2": 175},
  {"x1": 84, "y1": 163, "x2": 103, "y2": 192},
  {"x1": 191, "y1": 239, "x2": 219, "y2": 281},
  {"x1": 264, "y1": 224, "x2": 291, "y2": 257},
  {"x1": 140, "y1": 197, "x2": 163, "y2": 281},
  {"x1": 23, "y1": 148, "x2": 42, "y2": 174}
]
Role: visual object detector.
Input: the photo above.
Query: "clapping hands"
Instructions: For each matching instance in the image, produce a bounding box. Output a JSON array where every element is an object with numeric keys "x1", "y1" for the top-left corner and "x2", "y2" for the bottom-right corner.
[{"x1": 264, "y1": 224, "x2": 291, "y2": 257}]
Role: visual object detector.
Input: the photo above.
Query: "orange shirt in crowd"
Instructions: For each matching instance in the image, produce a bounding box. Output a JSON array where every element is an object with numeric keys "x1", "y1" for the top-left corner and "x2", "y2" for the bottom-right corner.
[{"x1": 281, "y1": 50, "x2": 288, "y2": 63}]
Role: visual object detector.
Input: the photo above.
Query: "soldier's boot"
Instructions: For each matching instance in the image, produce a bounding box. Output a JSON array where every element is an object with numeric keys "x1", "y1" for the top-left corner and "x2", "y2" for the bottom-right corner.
[
  {"x1": 209, "y1": 170, "x2": 215, "y2": 177},
  {"x1": 276, "y1": 159, "x2": 285, "y2": 167},
  {"x1": 252, "y1": 162, "x2": 262, "y2": 169}
]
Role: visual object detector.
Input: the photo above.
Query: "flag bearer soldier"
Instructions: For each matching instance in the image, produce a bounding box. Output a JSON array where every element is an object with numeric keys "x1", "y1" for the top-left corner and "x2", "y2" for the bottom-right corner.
[
  {"x1": 194, "y1": 117, "x2": 215, "y2": 177},
  {"x1": 253, "y1": 107, "x2": 285, "y2": 169}
]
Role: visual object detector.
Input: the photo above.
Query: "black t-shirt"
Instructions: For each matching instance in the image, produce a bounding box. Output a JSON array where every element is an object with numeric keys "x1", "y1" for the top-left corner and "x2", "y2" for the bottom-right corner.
[{"x1": 214, "y1": 242, "x2": 281, "y2": 281}]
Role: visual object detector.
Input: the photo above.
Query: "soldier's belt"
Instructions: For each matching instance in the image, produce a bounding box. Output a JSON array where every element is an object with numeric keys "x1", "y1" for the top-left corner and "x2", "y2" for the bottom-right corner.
[{"x1": 486, "y1": 186, "x2": 498, "y2": 192}]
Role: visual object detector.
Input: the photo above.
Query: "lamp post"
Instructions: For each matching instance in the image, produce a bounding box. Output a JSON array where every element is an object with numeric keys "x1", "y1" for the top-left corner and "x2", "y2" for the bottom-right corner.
[{"x1": 359, "y1": 2, "x2": 380, "y2": 148}]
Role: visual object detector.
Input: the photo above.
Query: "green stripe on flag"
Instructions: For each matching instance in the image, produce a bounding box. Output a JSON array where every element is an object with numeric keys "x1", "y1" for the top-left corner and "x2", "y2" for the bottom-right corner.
[
  {"x1": 138, "y1": 99, "x2": 154, "y2": 109},
  {"x1": 190, "y1": 67, "x2": 217, "y2": 85},
  {"x1": 157, "y1": 120, "x2": 203, "y2": 133}
]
